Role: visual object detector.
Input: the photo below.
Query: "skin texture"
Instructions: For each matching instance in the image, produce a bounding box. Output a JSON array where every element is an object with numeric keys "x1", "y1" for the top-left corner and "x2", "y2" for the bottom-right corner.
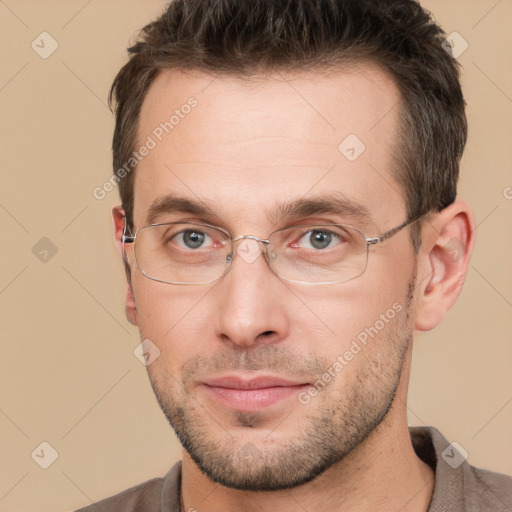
[{"x1": 112, "y1": 64, "x2": 475, "y2": 511}]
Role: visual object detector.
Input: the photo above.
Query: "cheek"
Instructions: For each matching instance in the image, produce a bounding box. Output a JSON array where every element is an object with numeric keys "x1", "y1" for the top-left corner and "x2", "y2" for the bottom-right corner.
[
  {"x1": 292, "y1": 274, "x2": 411, "y2": 346},
  {"x1": 132, "y1": 276, "x2": 214, "y2": 354},
  {"x1": 303, "y1": 297, "x2": 411, "y2": 388}
]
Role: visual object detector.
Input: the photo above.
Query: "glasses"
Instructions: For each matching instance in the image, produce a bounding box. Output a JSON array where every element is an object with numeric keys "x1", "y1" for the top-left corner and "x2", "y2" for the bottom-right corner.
[{"x1": 121, "y1": 216, "x2": 420, "y2": 285}]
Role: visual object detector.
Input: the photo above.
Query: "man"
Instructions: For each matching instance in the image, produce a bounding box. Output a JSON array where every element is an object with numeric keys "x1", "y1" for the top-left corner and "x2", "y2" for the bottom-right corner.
[{"x1": 78, "y1": 0, "x2": 512, "y2": 510}]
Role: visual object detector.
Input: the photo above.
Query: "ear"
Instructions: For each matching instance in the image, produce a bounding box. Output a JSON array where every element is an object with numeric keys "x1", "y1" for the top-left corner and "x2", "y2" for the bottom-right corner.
[
  {"x1": 112, "y1": 206, "x2": 138, "y2": 326},
  {"x1": 414, "y1": 201, "x2": 475, "y2": 332}
]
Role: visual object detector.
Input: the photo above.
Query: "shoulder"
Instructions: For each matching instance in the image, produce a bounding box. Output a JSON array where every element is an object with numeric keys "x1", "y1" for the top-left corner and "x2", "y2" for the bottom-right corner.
[
  {"x1": 74, "y1": 461, "x2": 182, "y2": 512},
  {"x1": 463, "y1": 464, "x2": 512, "y2": 509},
  {"x1": 74, "y1": 477, "x2": 163, "y2": 512},
  {"x1": 409, "y1": 426, "x2": 512, "y2": 511}
]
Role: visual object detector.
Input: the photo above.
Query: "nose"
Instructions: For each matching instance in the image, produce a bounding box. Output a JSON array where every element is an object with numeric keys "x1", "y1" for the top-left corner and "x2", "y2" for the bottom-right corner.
[{"x1": 213, "y1": 238, "x2": 290, "y2": 349}]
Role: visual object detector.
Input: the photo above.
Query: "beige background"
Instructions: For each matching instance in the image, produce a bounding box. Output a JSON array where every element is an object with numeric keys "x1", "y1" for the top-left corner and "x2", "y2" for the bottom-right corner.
[{"x1": 0, "y1": 1, "x2": 511, "y2": 511}]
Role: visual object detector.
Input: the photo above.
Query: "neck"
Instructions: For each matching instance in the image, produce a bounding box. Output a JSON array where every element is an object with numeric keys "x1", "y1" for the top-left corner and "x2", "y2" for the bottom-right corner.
[{"x1": 181, "y1": 350, "x2": 434, "y2": 512}]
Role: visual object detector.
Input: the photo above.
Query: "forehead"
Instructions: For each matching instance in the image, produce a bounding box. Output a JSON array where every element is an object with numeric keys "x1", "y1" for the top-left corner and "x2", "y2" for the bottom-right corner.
[{"x1": 133, "y1": 64, "x2": 405, "y2": 231}]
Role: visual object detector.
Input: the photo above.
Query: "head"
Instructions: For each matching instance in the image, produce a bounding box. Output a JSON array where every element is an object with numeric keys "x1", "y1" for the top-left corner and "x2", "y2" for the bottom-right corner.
[{"x1": 110, "y1": 0, "x2": 474, "y2": 491}]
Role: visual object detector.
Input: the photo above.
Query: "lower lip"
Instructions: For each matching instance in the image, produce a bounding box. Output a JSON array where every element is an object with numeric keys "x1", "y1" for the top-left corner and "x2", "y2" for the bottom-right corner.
[{"x1": 202, "y1": 384, "x2": 308, "y2": 412}]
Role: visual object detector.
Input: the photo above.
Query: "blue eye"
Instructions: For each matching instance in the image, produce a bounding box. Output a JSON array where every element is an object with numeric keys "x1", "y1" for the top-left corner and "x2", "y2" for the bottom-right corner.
[
  {"x1": 308, "y1": 230, "x2": 333, "y2": 249},
  {"x1": 175, "y1": 230, "x2": 212, "y2": 249},
  {"x1": 298, "y1": 229, "x2": 340, "y2": 250}
]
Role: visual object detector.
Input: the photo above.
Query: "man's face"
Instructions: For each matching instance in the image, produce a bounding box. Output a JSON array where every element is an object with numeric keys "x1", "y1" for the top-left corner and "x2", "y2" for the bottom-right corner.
[{"x1": 124, "y1": 65, "x2": 418, "y2": 490}]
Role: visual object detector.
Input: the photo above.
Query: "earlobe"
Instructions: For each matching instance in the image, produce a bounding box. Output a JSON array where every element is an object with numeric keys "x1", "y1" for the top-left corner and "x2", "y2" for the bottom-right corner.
[
  {"x1": 414, "y1": 201, "x2": 475, "y2": 332},
  {"x1": 125, "y1": 283, "x2": 138, "y2": 326}
]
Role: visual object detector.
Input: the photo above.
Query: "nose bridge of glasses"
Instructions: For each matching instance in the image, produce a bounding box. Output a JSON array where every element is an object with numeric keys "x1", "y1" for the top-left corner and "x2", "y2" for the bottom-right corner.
[
  {"x1": 232, "y1": 234, "x2": 270, "y2": 245},
  {"x1": 227, "y1": 234, "x2": 274, "y2": 269}
]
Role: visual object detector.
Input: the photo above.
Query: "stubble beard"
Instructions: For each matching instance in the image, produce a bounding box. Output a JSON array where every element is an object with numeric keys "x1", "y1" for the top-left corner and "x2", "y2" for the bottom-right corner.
[{"x1": 148, "y1": 283, "x2": 415, "y2": 491}]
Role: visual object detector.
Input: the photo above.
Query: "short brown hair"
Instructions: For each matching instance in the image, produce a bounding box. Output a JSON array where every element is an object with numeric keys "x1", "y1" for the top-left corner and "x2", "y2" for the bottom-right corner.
[{"x1": 110, "y1": 0, "x2": 467, "y2": 242}]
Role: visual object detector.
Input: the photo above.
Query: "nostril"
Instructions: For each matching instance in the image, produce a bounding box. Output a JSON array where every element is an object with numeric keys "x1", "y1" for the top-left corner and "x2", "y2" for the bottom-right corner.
[{"x1": 261, "y1": 331, "x2": 274, "y2": 337}]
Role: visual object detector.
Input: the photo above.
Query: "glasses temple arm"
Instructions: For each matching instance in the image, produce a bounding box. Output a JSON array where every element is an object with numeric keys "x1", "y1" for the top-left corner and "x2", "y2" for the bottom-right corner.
[{"x1": 367, "y1": 214, "x2": 423, "y2": 245}]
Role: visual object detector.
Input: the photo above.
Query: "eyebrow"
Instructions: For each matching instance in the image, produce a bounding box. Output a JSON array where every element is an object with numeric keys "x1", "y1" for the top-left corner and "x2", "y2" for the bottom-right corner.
[
  {"x1": 146, "y1": 195, "x2": 218, "y2": 225},
  {"x1": 268, "y1": 193, "x2": 372, "y2": 226},
  {"x1": 145, "y1": 192, "x2": 372, "y2": 228}
]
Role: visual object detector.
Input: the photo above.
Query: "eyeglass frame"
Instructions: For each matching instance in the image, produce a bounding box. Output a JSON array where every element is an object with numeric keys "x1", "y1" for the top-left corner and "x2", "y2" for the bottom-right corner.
[{"x1": 121, "y1": 214, "x2": 422, "y2": 286}]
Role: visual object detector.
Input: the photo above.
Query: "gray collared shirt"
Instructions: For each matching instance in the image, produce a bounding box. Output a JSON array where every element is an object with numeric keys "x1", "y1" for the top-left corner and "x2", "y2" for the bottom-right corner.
[{"x1": 75, "y1": 426, "x2": 512, "y2": 511}]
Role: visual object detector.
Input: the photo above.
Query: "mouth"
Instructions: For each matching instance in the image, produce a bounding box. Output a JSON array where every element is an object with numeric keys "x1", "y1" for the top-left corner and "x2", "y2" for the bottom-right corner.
[{"x1": 199, "y1": 375, "x2": 310, "y2": 412}]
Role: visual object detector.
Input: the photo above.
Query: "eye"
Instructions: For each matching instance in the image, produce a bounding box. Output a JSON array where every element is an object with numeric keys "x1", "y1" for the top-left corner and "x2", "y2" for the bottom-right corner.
[
  {"x1": 307, "y1": 230, "x2": 333, "y2": 250},
  {"x1": 174, "y1": 229, "x2": 213, "y2": 250},
  {"x1": 296, "y1": 229, "x2": 341, "y2": 250}
]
